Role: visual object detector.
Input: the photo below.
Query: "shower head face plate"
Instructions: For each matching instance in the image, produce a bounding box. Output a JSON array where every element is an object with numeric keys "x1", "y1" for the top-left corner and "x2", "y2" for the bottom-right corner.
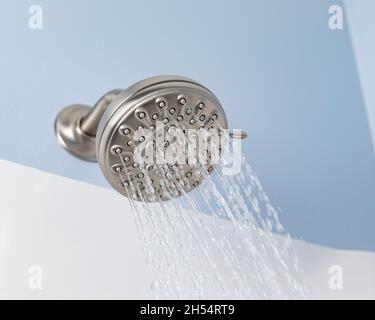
[{"x1": 96, "y1": 76, "x2": 228, "y2": 202}]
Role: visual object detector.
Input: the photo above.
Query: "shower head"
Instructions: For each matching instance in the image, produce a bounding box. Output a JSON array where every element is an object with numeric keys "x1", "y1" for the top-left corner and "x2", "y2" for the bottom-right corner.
[{"x1": 55, "y1": 75, "x2": 246, "y2": 202}]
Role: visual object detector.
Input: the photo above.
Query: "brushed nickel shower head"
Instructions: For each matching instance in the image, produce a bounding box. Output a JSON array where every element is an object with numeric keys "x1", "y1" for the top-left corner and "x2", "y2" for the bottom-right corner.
[{"x1": 55, "y1": 75, "x2": 246, "y2": 201}]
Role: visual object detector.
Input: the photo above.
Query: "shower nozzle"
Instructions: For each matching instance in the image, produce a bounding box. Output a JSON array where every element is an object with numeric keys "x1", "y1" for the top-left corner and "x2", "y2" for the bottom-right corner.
[{"x1": 55, "y1": 75, "x2": 246, "y2": 201}]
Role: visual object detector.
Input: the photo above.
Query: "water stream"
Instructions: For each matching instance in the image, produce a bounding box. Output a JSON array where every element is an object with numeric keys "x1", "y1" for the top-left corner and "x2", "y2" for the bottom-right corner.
[{"x1": 122, "y1": 133, "x2": 309, "y2": 299}]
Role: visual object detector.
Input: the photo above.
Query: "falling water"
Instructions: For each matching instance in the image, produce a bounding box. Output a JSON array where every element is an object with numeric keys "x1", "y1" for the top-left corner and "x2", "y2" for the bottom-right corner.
[
  {"x1": 122, "y1": 146, "x2": 309, "y2": 299},
  {"x1": 117, "y1": 113, "x2": 310, "y2": 300}
]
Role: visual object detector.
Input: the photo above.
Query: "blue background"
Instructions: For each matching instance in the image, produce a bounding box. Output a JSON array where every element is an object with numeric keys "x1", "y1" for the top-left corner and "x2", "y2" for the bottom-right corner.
[{"x1": 1, "y1": 0, "x2": 374, "y2": 251}]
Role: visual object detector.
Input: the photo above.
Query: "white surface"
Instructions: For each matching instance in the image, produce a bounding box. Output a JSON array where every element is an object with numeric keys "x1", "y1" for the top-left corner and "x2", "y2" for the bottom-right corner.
[
  {"x1": 0, "y1": 159, "x2": 152, "y2": 299},
  {"x1": 0, "y1": 159, "x2": 374, "y2": 299}
]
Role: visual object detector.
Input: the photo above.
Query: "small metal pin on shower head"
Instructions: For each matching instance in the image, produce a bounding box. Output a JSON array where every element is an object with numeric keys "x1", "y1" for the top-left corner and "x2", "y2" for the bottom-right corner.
[
  {"x1": 229, "y1": 130, "x2": 248, "y2": 140},
  {"x1": 54, "y1": 75, "x2": 247, "y2": 202}
]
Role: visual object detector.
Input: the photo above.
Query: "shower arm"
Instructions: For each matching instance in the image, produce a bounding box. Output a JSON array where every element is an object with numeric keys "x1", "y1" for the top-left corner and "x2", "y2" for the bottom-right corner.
[{"x1": 80, "y1": 89, "x2": 123, "y2": 137}]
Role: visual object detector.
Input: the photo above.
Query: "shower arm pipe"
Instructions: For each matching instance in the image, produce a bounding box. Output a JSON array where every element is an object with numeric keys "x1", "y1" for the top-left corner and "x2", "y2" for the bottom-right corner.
[
  {"x1": 79, "y1": 89, "x2": 247, "y2": 140},
  {"x1": 80, "y1": 89, "x2": 123, "y2": 137}
]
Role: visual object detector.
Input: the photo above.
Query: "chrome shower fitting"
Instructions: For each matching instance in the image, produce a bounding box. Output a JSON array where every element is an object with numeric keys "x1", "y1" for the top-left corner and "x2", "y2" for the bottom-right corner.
[{"x1": 55, "y1": 75, "x2": 247, "y2": 201}]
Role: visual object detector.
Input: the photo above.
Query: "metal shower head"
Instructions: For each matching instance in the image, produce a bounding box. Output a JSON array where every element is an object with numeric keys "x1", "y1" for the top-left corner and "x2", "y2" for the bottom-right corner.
[{"x1": 55, "y1": 75, "x2": 246, "y2": 202}]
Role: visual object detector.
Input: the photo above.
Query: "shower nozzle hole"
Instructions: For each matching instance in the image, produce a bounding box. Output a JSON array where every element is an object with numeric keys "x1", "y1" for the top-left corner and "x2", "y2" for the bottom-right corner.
[
  {"x1": 197, "y1": 102, "x2": 205, "y2": 109},
  {"x1": 119, "y1": 125, "x2": 131, "y2": 135},
  {"x1": 156, "y1": 97, "x2": 167, "y2": 108},
  {"x1": 137, "y1": 111, "x2": 146, "y2": 119},
  {"x1": 132, "y1": 162, "x2": 139, "y2": 168},
  {"x1": 178, "y1": 95, "x2": 187, "y2": 105},
  {"x1": 111, "y1": 145, "x2": 123, "y2": 155},
  {"x1": 111, "y1": 164, "x2": 124, "y2": 174}
]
